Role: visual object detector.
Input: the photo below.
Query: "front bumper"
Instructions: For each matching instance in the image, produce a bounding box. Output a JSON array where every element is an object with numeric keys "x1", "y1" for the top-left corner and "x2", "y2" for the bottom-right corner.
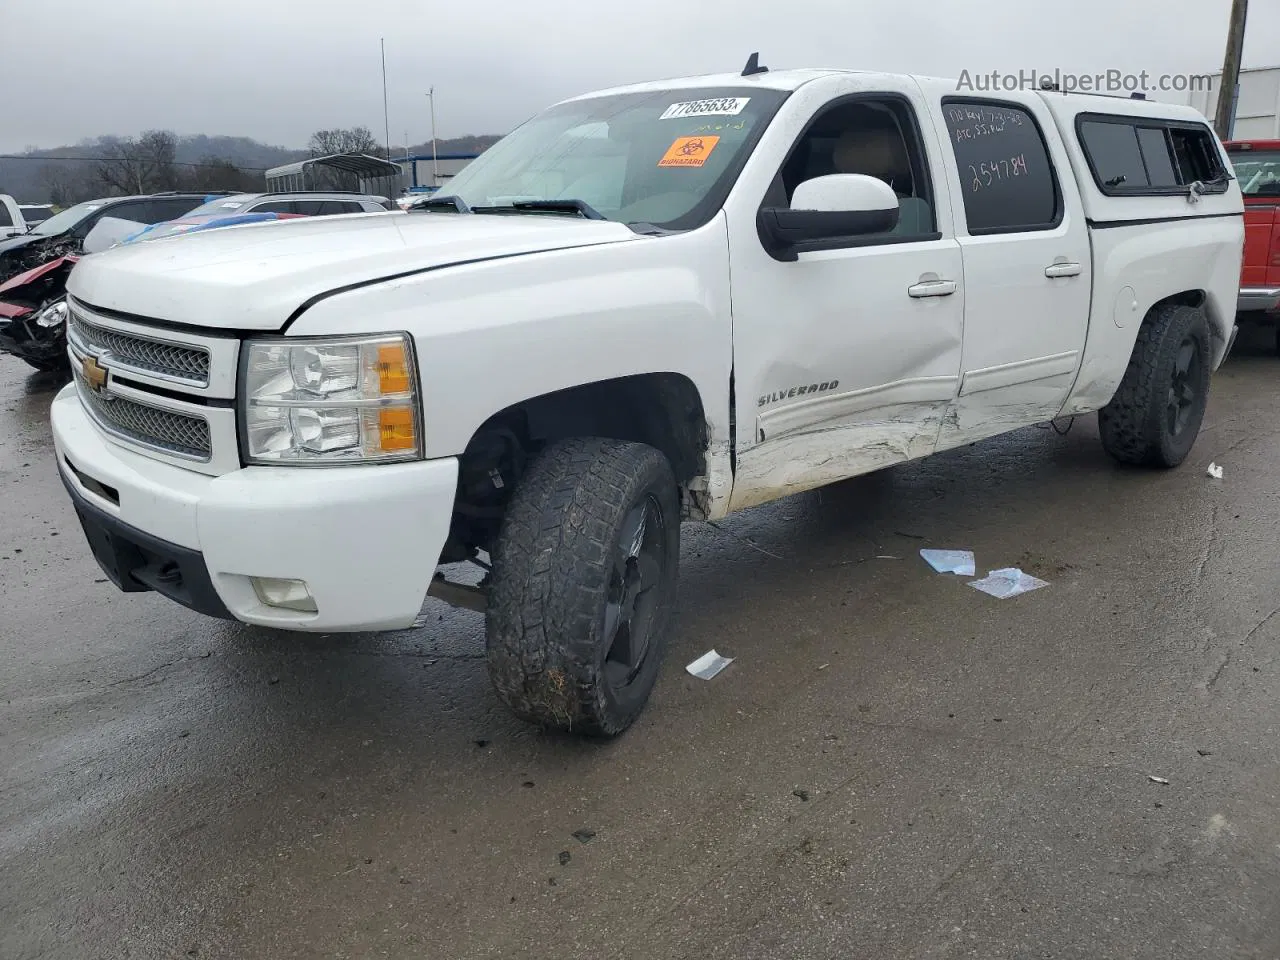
[
  {"x1": 60, "y1": 466, "x2": 235, "y2": 620},
  {"x1": 1238, "y1": 287, "x2": 1280, "y2": 314},
  {"x1": 0, "y1": 309, "x2": 65, "y2": 364},
  {"x1": 51, "y1": 385, "x2": 459, "y2": 632}
]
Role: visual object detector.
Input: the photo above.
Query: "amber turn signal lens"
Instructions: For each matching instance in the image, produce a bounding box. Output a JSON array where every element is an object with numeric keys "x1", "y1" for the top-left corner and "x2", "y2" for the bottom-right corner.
[
  {"x1": 378, "y1": 407, "x2": 417, "y2": 451},
  {"x1": 376, "y1": 343, "x2": 412, "y2": 394}
]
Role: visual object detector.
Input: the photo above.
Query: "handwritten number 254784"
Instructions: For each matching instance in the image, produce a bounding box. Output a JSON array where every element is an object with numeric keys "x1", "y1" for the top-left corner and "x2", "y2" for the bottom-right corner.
[{"x1": 968, "y1": 153, "x2": 1029, "y2": 192}]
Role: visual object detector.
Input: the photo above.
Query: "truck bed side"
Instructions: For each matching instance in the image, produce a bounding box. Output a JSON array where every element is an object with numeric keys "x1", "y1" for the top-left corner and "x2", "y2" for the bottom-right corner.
[{"x1": 1036, "y1": 94, "x2": 1244, "y2": 416}]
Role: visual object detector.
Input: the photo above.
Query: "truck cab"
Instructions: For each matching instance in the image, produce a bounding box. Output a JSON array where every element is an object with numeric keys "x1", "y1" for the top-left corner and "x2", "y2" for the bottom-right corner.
[
  {"x1": 49, "y1": 63, "x2": 1243, "y2": 737},
  {"x1": 1224, "y1": 139, "x2": 1280, "y2": 347}
]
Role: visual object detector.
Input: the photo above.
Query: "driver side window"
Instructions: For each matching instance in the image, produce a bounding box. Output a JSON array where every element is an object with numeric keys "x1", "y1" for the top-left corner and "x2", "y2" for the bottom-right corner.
[{"x1": 767, "y1": 97, "x2": 938, "y2": 241}]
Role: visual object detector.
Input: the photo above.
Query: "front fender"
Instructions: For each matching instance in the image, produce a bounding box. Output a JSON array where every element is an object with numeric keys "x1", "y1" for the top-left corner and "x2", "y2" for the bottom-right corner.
[{"x1": 289, "y1": 218, "x2": 734, "y2": 461}]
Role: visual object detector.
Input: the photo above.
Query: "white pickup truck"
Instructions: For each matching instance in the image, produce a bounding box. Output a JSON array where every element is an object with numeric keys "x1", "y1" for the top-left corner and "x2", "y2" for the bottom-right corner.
[
  {"x1": 51, "y1": 61, "x2": 1244, "y2": 736},
  {"x1": 0, "y1": 195, "x2": 30, "y2": 240}
]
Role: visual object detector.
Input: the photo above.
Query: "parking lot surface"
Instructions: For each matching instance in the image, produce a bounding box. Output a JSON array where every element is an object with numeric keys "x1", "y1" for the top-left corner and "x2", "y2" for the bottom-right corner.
[{"x1": 3, "y1": 335, "x2": 1280, "y2": 960}]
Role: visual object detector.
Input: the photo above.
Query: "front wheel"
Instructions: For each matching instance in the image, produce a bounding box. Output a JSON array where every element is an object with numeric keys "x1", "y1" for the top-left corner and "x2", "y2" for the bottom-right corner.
[
  {"x1": 1098, "y1": 303, "x2": 1211, "y2": 467},
  {"x1": 485, "y1": 437, "x2": 680, "y2": 737}
]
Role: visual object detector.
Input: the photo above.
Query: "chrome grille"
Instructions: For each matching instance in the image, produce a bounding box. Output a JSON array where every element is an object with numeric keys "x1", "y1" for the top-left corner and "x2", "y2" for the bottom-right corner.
[
  {"x1": 69, "y1": 311, "x2": 210, "y2": 386},
  {"x1": 74, "y1": 370, "x2": 212, "y2": 461}
]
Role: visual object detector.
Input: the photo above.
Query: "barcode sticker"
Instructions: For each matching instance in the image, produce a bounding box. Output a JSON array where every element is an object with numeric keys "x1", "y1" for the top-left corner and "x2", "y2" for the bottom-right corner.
[{"x1": 660, "y1": 97, "x2": 750, "y2": 120}]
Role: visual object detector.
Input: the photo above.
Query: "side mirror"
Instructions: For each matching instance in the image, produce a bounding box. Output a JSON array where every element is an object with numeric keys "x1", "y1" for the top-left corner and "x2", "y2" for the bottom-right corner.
[{"x1": 758, "y1": 174, "x2": 899, "y2": 258}]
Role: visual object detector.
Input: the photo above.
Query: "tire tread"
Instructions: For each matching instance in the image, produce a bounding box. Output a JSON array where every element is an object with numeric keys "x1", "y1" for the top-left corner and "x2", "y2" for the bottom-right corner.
[
  {"x1": 485, "y1": 437, "x2": 678, "y2": 737},
  {"x1": 1098, "y1": 303, "x2": 1210, "y2": 467}
]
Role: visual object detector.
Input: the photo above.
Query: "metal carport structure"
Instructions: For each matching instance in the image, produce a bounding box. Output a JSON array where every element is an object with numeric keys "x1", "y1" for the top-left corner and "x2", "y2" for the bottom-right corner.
[{"x1": 266, "y1": 153, "x2": 405, "y2": 197}]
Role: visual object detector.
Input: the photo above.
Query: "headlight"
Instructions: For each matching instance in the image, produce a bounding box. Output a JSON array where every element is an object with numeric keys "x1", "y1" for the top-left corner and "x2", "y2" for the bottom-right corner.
[
  {"x1": 241, "y1": 333, "x2": 422, "y2": 465},
  {"x1": 35, "y1": 300, "x2": 68, "y2": 329}
]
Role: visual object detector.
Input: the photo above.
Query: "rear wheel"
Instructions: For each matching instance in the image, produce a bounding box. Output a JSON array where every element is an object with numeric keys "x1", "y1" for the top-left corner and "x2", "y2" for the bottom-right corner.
[
  {"x1": 485, "y1": 437, "x2": 680, "y2": 737},
  {"x1": 1098, "y1": 303, "x2": 1211, "y2": 468}
]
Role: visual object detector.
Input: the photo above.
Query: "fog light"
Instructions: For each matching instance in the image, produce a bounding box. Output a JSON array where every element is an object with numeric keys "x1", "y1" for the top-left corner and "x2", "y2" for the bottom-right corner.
[{"x1": 251, "y1": 576, "x2": 317, "y2": 612}]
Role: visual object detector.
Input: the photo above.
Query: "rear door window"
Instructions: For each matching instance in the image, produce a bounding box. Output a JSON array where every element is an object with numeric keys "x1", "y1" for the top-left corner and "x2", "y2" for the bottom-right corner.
[
  {"x1": 941, "y1": 98, "x2": 1061, "y2": 233},
  {"x1": 100, "y1": 200, "x2": 150, "y2": 224},
  {"x1": 151, "y1": 197, "x2": 206, "y2": 222}
]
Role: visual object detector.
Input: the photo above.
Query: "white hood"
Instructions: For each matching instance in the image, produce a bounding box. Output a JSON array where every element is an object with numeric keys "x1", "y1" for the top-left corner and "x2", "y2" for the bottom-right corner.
[{"x1": 66, "y1": 212, "x2": 638, "y2": 331}]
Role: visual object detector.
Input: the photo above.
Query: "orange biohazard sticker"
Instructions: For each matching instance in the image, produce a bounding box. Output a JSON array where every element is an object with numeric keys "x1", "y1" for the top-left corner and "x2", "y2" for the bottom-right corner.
[{"x1": 658, "y1": 135, "x2": 720, "y2": 168}]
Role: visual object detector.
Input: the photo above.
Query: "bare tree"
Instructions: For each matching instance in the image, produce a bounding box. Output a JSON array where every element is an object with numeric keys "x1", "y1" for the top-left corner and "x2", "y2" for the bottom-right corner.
[
  {"x1": 95, "y1": 130, "x2": 180, "y2": 195},
  {"x1": 307, "y1": 126, "x2": 384, "y2": 158},
  {"x1": 39, "y1": 162, "x2": 98, "y2": 207},
  {"x1": 302, "y1": 127, "x2": 392, "y2": 191},
  {"x1": 182, "y1": 157, "x2": 263, "y2": 194}
]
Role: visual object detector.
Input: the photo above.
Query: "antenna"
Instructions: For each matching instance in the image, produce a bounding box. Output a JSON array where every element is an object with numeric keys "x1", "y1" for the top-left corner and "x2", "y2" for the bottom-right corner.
[{"x1": 741, "y1": 52, "x2": 768, "y2": 76}]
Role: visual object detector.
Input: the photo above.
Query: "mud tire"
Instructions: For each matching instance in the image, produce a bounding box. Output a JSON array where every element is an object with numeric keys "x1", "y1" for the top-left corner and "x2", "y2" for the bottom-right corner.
[
  {"x1": 1098, "y1": 303, "x2": 1211, "y2": 468},
  {"x1": 485, "y1": 437, "x2": 680, "y2": 737}
]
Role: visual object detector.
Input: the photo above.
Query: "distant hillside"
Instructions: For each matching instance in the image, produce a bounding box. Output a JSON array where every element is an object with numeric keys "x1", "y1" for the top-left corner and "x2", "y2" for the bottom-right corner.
[
  {"x1": 0, "y1": 133, "x2": 504, "y2": 203},
  {"x1": 397, "y1": 134, "x2": 504, "y2": 158},
  {"x1": 176, "y1": 135, "x2": 307, "y2": 171}
]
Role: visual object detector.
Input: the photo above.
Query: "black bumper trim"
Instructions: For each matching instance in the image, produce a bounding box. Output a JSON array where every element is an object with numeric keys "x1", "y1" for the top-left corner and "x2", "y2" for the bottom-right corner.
[{"x1": 59, "y1": 465, "x2": 235, "y2": 620}]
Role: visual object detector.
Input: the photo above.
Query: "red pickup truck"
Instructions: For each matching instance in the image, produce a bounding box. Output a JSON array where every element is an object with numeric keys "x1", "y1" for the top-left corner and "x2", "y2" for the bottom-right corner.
[{"x1": 1225, "y1": 140, "x2": 1280, "y2": 351}]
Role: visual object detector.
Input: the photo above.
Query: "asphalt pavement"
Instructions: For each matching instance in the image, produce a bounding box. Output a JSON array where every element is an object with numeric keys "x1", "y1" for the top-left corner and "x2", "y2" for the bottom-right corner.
[{"x1": 3, "y1": 331, "x2": 1280, "y2": 960}]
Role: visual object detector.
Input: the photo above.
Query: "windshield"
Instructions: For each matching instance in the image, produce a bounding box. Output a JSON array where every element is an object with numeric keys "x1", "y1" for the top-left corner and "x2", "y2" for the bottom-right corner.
[
  {"x1": 30, "y1": 200, "x2": 104, "y2": 236},
  {"x1": 436, "y1": 87, "x2": 789, "y2": 230},
  {"x1": 1230, "y1": 151, "x2": 1280, "y2": 197},
  {"x1": 19, "y1": 206, "x2": 52, "y2": 223},
  {"x1": 182, "y1": 196, "x2": 258, "y2": 218}
]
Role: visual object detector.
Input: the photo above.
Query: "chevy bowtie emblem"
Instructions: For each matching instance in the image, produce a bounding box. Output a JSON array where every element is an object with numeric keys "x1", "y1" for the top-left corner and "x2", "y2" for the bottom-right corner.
[{"x1": 81, "y1": 355, "x2": 108, "y2": 393}]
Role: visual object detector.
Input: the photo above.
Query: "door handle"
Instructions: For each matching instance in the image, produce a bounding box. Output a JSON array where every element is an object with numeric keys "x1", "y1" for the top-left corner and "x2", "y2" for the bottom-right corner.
[
  {"x1": 1045, "y1": 262, "x2": 1082, "y2": 278},
  {"x1": 907, "y1": 279, "x2": 958, "y2": 298}
]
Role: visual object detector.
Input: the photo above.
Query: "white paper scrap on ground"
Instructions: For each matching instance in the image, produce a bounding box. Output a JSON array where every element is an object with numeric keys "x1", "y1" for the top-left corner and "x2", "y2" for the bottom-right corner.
[
  {"x1": 920, "y1": 549, "x2": 977, "y2": 577},
  {"x1": 686, "y1": 650, "x2": 734, "y2": 680},
  {"x1": 1207, "y1": 463, "x2": 1224, "y2": 479},
  {"x1": 969, "y1": 568, "x2": 1049, "y2": 599}
]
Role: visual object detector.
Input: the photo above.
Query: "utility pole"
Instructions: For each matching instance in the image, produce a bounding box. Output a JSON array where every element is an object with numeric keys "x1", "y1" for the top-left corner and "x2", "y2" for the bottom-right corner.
[
  {"x1": 426, "y1": 88, "x2": 439, "y2": 186},
  {"x1": 1214, "y1": 0, "x2": 1248, "y2": 140},
  {"x1": 381, "y1": 38, "x2": 392, "y2": 159}
]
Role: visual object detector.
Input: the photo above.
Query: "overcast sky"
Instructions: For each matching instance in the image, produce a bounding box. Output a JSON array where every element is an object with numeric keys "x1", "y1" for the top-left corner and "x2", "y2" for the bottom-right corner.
[{"x1": 1, "y1": 0, "x2": 1275, "y2": 153}]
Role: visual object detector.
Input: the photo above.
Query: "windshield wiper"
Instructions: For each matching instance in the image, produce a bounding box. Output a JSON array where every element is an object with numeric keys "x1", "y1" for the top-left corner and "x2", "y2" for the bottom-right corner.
[
  {"x1": 472, "y1": 199, "x2": 607, "y2": 221},
  {"x1": 411, "y1": 194, "x2": 472, "y2": 213}
]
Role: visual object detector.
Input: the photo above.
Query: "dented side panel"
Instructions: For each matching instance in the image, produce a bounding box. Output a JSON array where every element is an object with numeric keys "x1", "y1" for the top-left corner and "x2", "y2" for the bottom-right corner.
[
  {"x1": 719, "y1": 73, "x2": 967, "y2": 513},
  {"x1": 730, "y1": 403, "x2": 948, "y2": 511}
]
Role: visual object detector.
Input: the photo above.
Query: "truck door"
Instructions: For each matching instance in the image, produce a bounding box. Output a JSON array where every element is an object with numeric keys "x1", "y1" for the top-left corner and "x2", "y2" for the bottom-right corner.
[
  {"x1": 927, "y1": 91, "x2": 1093, "y2": 449},
  {"x1": 725, "y1": 77, "x2": 965, "y2": 511},
  {"x1": 0, "y1": 198, "x2": 21, "y2": 240}
]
